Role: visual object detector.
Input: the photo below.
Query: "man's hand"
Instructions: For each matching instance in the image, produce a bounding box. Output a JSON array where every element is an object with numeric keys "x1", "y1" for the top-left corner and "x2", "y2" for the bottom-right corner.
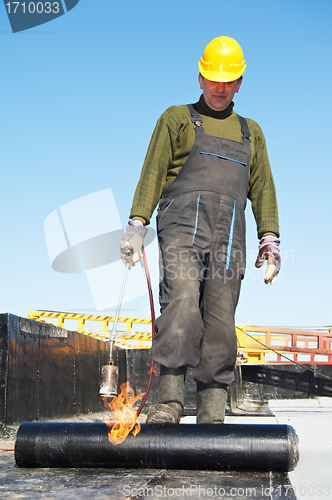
[
  {"x1": 255, "y1": 235, "x2": 281, "y2": 285},
  {"x1": 120, "y1": 219, "x2": 148, "y2": 268}
]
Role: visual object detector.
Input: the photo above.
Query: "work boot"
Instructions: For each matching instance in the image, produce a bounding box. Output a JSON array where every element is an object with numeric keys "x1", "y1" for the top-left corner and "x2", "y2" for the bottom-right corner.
[
  {"x1": 196, "y1": 383, "x2": 228, "y2": 424},
  {"x1": 146, "y1": 366, "x2": 186, "y2": 425}
]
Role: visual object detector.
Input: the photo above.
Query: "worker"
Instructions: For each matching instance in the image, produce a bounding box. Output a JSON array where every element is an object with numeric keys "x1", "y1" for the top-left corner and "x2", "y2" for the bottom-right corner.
[{"x1": 120, "y1": 36, "x2": 280, "y2": 425}]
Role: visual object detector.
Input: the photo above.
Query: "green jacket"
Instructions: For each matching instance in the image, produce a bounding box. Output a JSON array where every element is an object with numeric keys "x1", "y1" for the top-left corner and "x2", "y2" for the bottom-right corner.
[{"x1": 130, "y1": 96, "x2": 279, "y2": 239}]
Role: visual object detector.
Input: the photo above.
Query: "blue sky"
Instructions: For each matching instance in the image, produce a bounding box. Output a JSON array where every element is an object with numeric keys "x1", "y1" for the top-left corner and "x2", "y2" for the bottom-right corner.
[{"x1": 1, "y1": 0, "x2": 332, "y2": 328}]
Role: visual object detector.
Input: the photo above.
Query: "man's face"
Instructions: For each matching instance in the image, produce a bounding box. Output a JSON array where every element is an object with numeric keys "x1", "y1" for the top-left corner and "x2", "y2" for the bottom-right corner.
[{"x1": 198, "y1": 74, "x2": 242, "y2": 111}]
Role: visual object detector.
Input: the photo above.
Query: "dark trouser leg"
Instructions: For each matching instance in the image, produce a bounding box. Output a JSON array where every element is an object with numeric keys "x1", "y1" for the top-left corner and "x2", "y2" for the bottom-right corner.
[
  {"x1": 194, "y1": 260, "x2": 241, "y2": 423},
  {"x1": 193, "y1": 264, "x2": 241, "y2": 386},
  {"x1": 146, "y1": 366, "x2": 186, "y2": 425},
  {"x1": 151, "y1": 247, "x2": 205, "y2": 369},
  {"x1": 147, "y1": 246, "x2": 203, "y2": 425}
]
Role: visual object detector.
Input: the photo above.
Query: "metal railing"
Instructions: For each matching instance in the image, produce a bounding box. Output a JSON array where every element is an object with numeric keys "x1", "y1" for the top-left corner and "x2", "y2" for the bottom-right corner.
[
  {"x1": 28, "y1": 311, "x2": 332, "y2": 364},
  {"x1": 28, "y1": 310, "x2": 152, "y2": 349},
  {"x1": 236, "y1": 326, "x2": 332, "y2": 364}
]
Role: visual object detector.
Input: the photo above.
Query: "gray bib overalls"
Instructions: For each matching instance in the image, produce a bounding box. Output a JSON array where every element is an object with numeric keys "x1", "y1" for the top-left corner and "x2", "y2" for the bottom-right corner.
[{"x1": 151, "y1": 105, "x2": 251, "y2": 386}]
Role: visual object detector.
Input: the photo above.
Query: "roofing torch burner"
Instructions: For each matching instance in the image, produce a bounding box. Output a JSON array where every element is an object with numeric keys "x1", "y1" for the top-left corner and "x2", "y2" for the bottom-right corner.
[{"x1": 99, "y1": 250, "x2": 131, "y2": 398}]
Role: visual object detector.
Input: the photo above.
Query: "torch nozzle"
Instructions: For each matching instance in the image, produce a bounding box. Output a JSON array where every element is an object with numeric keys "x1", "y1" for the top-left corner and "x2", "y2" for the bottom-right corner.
[{"x1": 99, "y1": 363, "x2": 119, "y2": 398}]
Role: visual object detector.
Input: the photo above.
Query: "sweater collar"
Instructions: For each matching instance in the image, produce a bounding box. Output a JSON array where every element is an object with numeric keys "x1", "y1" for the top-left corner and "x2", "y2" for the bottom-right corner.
[{"x1": 196, "y1": 95, "x2": 234, "y2": 119}]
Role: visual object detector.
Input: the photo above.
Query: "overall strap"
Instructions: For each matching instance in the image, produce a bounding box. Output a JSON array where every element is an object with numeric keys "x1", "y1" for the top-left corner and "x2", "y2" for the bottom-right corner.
[
  {"x1": 236, "y1": 114, "x2": 251, "y2": 147},
  {"x1": 187, "y1": 104, "x2": 204, "y2": 134}
]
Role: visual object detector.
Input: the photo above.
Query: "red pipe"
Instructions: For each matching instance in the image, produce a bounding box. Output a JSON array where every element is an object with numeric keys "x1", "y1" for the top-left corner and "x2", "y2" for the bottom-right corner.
[{"x1": 136, "y1": 248, "x2": 156, "y2": 417}]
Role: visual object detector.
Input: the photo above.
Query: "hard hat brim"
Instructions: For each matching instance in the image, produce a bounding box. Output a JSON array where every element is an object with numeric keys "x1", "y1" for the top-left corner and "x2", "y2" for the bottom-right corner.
[{"x1": 198, "y1": 63, "x2": 246, "y2": 83}]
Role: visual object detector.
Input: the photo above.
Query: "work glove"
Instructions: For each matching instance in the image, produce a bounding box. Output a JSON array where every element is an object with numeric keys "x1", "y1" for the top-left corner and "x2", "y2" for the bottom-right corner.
[
  {"x1": 255, "y1": 235, "x2": 281, "y2": 285},
  {"x1": 120, "y1": 219, "x2": 148, "y2": 268}
]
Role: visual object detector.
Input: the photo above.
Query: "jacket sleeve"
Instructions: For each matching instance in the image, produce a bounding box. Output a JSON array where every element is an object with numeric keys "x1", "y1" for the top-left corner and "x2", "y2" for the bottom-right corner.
[
  {"x1": 129, "y1": 110, "x2": 179, "y2": 225},
  {"x1": 247, "y1": 122, "x2": 280, "y2": 239}
]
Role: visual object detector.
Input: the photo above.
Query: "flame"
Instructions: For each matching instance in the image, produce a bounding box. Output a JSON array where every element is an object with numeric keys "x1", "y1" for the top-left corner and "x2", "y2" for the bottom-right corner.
[{"x1": 103, "y1": 381, "x2": 145, "y2": 445}]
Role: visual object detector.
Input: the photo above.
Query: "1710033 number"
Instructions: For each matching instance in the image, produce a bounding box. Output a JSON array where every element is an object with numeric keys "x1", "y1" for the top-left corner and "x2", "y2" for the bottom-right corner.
[{"x1": 5, "y1": 2, "x2": 60, "y2": 14}]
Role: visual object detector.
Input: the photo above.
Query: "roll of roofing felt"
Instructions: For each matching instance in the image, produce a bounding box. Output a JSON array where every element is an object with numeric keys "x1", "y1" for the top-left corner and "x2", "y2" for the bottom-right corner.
[{"x1": 15, "y1": 422, "x2": 299, "y2": 472}]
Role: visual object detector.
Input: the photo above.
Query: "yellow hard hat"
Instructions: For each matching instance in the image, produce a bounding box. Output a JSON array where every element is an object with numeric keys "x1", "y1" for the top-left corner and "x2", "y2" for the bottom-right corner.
[{"x1": 198, "y1": 36, "x2": 246, "y2": 82}]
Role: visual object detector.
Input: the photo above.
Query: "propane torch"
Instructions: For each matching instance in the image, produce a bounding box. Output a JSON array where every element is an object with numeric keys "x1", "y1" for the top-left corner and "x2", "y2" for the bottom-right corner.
[{"x1": 99, "y1": 249, "x2": 131, "y2": 398}]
